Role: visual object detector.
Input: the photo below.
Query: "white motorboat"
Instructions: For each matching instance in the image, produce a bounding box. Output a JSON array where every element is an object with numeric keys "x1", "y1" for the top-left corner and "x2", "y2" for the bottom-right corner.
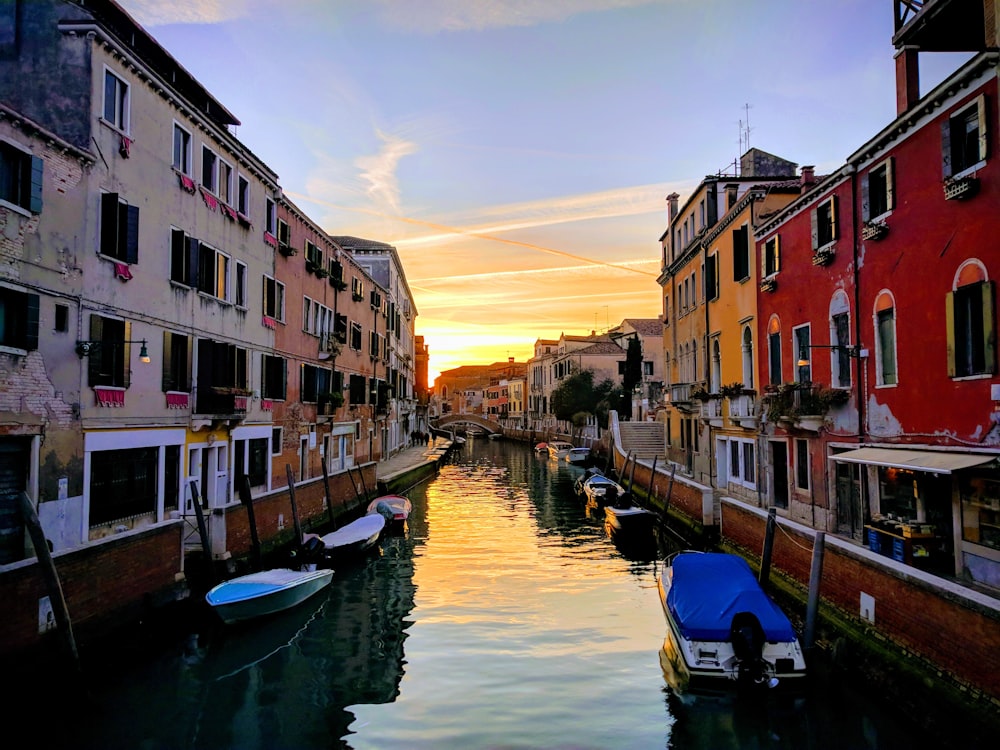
[
  {"x1": 306, "y1": 512, "x2": 386, "y2": 558},
  {"x1": 205, "y1": 568, "x2": 334, "y2": 625},
  {"x1": 564, "y1": 447, "x2": 591, "y2": 465},
  {"x1": 547, "y1": 441, "x2": 575, "y2": 459},
  {"x1": 582, "y1": 474, "x2": 627, "y2": 508},
  {"x1": 367, "y1": 494, "x2": 412, "y2": 526},
  {"x1": 604, "y1": 497, "x2": 655, "y2": 532},
  {"x1": 657, "y1": 551, "x2": 807, "y2": 693}
]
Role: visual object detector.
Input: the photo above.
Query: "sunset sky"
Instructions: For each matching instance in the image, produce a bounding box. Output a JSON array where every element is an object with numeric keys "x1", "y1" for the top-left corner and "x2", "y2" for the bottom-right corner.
[{"x1": 120, "y1": 1, "x2": 969, "y2": 383}]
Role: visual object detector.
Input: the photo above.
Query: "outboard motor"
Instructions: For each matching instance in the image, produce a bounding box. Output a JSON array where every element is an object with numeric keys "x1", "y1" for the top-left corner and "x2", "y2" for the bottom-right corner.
[
  {"x1": 301, "y1": 534, "x2": 327, "y2": 563},
  {"x1": 730, "y1": 611, "x2": 774, "y2": 688}
]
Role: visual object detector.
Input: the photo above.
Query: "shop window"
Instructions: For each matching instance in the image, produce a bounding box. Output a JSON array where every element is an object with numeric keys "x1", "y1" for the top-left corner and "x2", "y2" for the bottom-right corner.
[
  {"x1": 89, "y1": 447, "x2": 157, "y2": 526},
  {"x1": 960, "y1": 477, "x2": 1000, "y2": 550}
]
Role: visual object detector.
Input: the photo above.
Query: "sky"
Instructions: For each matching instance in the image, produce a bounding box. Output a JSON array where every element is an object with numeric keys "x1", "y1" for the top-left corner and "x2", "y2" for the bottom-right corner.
[{"x1": 119, "y1": 0, "x2": 970, "y2": 384}]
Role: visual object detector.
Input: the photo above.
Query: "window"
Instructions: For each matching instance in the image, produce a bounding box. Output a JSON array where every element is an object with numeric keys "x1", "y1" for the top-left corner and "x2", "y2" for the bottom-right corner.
[
  {"x1": 862, "y1": 158, "x2": 894, "y2": 221},
  {"x1": 170, "y1": 228, "x2": 197, "y2": 286},
  {"x1": 793, "y1": 325, "x2": 811, "y2": 383},
  {"x1": 263, "y1": 276, "x2": 285, "y2": 321},
  {"x1": 55, "y1": 304, "x2": 68, "y2": 332},
  {"x1": 334, "y1": 313, "x2": 348, "y2": 343},
  {"x1": 948, "y1": 266, "x2": 995, "y2": 377},
  {"x1": 234, "y1": 261, "x2": 247, "y2": 308},
  {"x1": 732, "y1": 225, "x2": 749, "y2": 281},
  {"x1": 705, "y1": 254, "x2": 718, "y2": 301},
  {"x1": 100, "y1": 193, "x2": 138, "y2": 262},
  {"x1": 875, "y1": 292, "x2": 897, "y2": 386},
  {"x1": 831, "y1": 311, "x2": 852, "y2": 388},
  {"x1": 161, "y1": 331, "x2": 191, "y2": 392},
  {"x1": 349, "y1": 373, "x2": 367, "y2": 405},
  {"x1": 271, "y1": 427, "x2": 282, "y2": 455},
  {"x1": 237, "y1": 175, "x2": 250, "y2": 215},
  {"x1": 741, "y1": 326, "x2": 753, "y2": 390},
  {"x1": 172, "y1": 124, "x2": 192, "y2": 174},
  {"x1": 201, "y1": 146, "x2": 218, "y2": 192},
  {"x1": 277, "y1": 219, "x2": 290, "y2": 249},
  {"x1": 795, "y1": 439, "x2": 810, "y2": 491},
  {"x1": 350, "y1": 321, "x2": 363, "y2": 351},
  {"x1": 0, "y1": 287, "x2": 39, "y2": 350},
  {"x1": 218, "y1": 159, "x2": 233, "y2": 205},
  {"x1": 265, "y1": 197, "x2": 276, "y2": 235},
  {"x1": 301, "y1": 364, "x2": 332, "y2": 402},
  {"x1": 767, "y1": 317, "x2": 782, "y2": 386},
  {"x1": 352, "y1": 276, "x2": 365, "y2": 300},
  {"x1": 89, "y1": 447, "x2": 156, "y2": 526},
  {"x1": 305, "y1": 240, "x2": 323, "y2": 268},
  {"x1": 86, "y1": 315, "x2": 131, "y2": 388},
  {"x1": 0, "y1": 141, "x2": 43, "y2": 213},
  {"x1": 370, "y1": 330, "x2": 379, "y2": 357},
  {"x1": 812, "y1": 196, "x2": 837, "y2": 248},
  {"x1": 728, "y1": 438, "x2": 755, "y2": 488},
  {"x1": 102, "y1": 69, "x2": 129, "y2": 132},
  {"x1": 763, "y1": 235, "x2": 780, "y2": 277},
  {"x1": 197, "y1": 243, "x2": 229, "y2": 300},
  {"x1": 262, "y1": 354, "x2": 287, "y2": 400},
  {"x1": 942, "y1": 95, "x2": 987, "y2": 178}
]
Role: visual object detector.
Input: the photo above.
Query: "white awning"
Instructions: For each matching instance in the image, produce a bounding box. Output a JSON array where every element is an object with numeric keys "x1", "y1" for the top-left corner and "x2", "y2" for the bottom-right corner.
[{"x1": 830, "y1": 448, "x2": 997, "y2": 474}]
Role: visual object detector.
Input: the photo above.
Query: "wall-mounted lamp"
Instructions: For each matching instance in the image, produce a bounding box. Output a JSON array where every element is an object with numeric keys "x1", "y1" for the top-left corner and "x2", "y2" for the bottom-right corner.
[
  {"x1": 797, "y1": 344, "x2": 867, "y2": 368},
  {"x1": 76, "y1": 339, "x2": 150, "y2": 363}
]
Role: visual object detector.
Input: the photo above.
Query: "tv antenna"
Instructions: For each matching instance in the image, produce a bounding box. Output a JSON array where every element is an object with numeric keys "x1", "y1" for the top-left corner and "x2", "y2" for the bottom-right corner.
[{"x1": 738, "y1": 103, "x2": 753, "y2": 158}]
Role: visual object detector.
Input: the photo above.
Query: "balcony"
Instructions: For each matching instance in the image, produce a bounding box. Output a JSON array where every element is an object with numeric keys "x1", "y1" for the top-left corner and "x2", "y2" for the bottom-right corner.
[
  {"x1": 698, "y1": 397, "x2": 723, "y2": 427},
  {"x1": 195, "y1": 386, "x2": 250, "y2": 418},
  {"x1": 727, "y1": 392, "x2": 760, "y2": 430}
]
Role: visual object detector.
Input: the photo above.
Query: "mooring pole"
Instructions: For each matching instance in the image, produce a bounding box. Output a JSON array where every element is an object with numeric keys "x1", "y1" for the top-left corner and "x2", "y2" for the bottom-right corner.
[
  {"x1": 357, "y1": 464, "x2": 371, "y2": 504},
  {"x1": 627, "y1": 452, "x2": 637, "y2": 493},
  {"x1": 237, "y1": 474, "x2": 262, "y2": 571},
  {"x1": 759, "y1": 507, "x2": 777, "y2": 589},
  {"x1": 804, "y1": 531, "x2": 826, "y2": 652},
  {"x1": 320, "y1": 455, "x2": 335, "y2": 526},
  {"x1": 188, "y1": 480, "x2": 214, "y2": 584},
  {"x1": 647, "y1": 456, "x2": 658, "y2": 501},
  {"x1": 18, "y1": 492, "x2": 81, "y2": 676},
  {"x1": 285, "y1": 464, "x2": 304, "y2": 551}
]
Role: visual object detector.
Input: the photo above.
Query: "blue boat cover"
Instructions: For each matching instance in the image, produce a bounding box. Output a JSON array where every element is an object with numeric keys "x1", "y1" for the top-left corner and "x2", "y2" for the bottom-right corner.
[{"x1": 666, "y1": 553, "x2": 797, "y2": 642}]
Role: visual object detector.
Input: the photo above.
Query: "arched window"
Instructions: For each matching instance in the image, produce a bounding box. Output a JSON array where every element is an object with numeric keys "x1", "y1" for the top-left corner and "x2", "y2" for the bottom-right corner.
[
  {"x1": 711, "y1": 338, "x2": 721, "y2": 393},
  {"x1": 767, "y1": 316, "x2": 782, "y2": 386},
  {"x1": 829, "y1": 290, "x2": 852, "y2": 388},
  {"x1": 874, "y1": 291, "x2": 897, "y2": 386},
  {"x1": 741, "y1": 326, "x2": 754, "y2": 390},
  {"x1": 948, "y1": 260, "x2": 995, "y2": 378}
]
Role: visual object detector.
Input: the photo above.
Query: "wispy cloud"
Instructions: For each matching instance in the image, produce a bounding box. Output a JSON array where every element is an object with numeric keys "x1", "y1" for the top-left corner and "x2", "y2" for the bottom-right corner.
[
  {"x1": 120, "y1": 0, "x2": 252, "y2": 26},
  {"x1": 355, "y1": 129, "x2": 419, "y2": 214},
  {"x1": 373, "y1": 0, "x2": 661, "y2": 33}
]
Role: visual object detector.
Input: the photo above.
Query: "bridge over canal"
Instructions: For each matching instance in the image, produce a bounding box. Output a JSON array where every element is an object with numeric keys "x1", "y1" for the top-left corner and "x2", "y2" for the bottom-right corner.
[{"x1": 431, "y1": 413, "x2": 503, "y2": 435}]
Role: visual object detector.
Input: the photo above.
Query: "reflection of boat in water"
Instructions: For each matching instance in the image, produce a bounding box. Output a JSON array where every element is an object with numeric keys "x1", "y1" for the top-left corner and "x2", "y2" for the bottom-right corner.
[{"x1": 657, "y1": 551, "x2": 807, "y2": 694}]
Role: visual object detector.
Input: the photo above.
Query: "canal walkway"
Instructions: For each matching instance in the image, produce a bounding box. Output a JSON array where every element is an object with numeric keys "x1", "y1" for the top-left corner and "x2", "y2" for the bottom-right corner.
[{"x1": 375, "y1": 436, "x2": 454, "y2": 493}]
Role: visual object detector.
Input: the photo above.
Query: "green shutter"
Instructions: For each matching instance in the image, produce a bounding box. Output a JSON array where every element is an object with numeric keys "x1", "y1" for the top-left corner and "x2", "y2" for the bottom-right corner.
[
  {"x1": 162, "y1": 331, "x2": 174, "y2": 391},
  {"x1": 125, "y1": 204, "x2": 139, "y2": 263},
  {"x1": 29, "y1": 156, "x2": 43, "y2": 214},
  {"x1": 945, "y1": 291, "x2": 956, "y2": 377},
  {"x1": 187, "y1": 237, "x2": 200, "y2": 287},
  {"x1": 983, "y1": 281, "x2": 996, "y2": 374}
]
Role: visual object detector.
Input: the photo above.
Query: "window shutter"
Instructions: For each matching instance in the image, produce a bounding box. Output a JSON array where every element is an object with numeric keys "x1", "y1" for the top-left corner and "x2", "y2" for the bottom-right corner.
[
  {"x1": 162, "y1": 332, "x2": 174, "y2": 391},
  {"x1": 706, "y1": 185, "x2": 718, "y2": 227},
  {"x1": 941, "y1": 118, "x2": 953, "y2": 178},
  {"x1": 983, "y1": 280, "x2": 996, "y2": 374},
  {"x1": 24, "y1": 294, "x2": 39, "y2": 350},
  {"x1": 29, "y1": 156, "x2": 43, "y2": 214},
  {"x1": 860, "y1": 172, "x2": 870, "y2": 222},
  {"x1": 775, "y1": 235, "x2": 781, "y2": 273},
  {"x1": 810, "y1": 208, "x2": 818, "y2": 249},
  {"x1": 123, "y1": 321, "x2": 132, "y2": 389},
  {"x1": 829, "y1": 196, "x2": 838, "y2": 241},
  {"x1": 187, "y1": 236, "x2": 200, "y2": 287},
  {"x1": 100, "y1": 193, "x2": 119, "y2": 255},
  {"x1": 944, "y1": 291, "x2": 956, "y2": 377},
  {"x1": 706, "y1": 254, "x2": 717, "y2": 300},
  {"x1": 885, "y1": 157, "x2": 895, "y2": 211},
  {"x1": 125, "y1": 204, "x2": 139, "y2": 263},
  {"x1": 977, "y1": 95, "x2": 988, "y2": 162}
]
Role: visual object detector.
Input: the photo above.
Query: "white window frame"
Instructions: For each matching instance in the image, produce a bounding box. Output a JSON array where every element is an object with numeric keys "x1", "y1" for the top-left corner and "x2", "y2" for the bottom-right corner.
[
  {"x1": 102, "y1": 66, "x2": 130, "y2": 133},
  {"x1": 215, "y1": 250, "x2": 231, "y2": 301},
  {"x1": 237, "y1": 174, "x2": 250, "y2": 216},
  {"x1": 794, "y1": 438, "x2": 810, "y2": 492},
  {"x1": 263, "y1": 275, "x2": 285, "y2": 321},
  {"x1": 726, "y1": 437, "x2": 756, "y2": 490},
  {"x1": 265, "y1": 196, "x2": 276, "y2": 235},
  {"x1": 218, "y1": 157, "x2": 234, "y2": 205},
  {"x1": 874, "y1": 290, "x2": 898, "y2": 388},
  {"x1": 792, "y1": 323, "x2": 811, "y2": 384},
  {"x1": 234, "y1": 260, "x2": 247, "y2": 309},
  {"x1": 172, "y1": 122, "x2": 192, "y2": 175},
  {"x1": 201, "y1": 145, "x2": 219, "y2": 193}
]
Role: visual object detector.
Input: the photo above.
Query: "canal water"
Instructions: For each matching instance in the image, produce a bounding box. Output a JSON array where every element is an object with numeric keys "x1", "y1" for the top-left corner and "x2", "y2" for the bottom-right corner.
[{"x1": 31, "y1": 439, "x2": 944, "y2": 749}]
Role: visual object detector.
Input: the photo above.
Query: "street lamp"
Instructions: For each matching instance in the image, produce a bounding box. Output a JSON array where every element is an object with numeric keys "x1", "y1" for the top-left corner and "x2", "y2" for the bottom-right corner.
[
  {"x1": 76, "y1": 339, "x2": 150, "y2": 363},
  {"x1": 797, "y1": 344, "x2": 867, "y2": 368}
]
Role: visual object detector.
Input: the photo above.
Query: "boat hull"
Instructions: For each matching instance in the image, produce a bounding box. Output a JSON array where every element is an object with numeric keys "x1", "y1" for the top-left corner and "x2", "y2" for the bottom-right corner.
[
  {"x1": 316, "y1": 513, "x2": 386, "y2": 557},
  {"x1": 657, "y1": 553, "x2": 807, "y2": 693},
  {"x1": 206, "y1": 568, "x2": 334, "y2": 625},
  {"x1": 604, "y1": 504, "x2": 655, "y2": 532}
]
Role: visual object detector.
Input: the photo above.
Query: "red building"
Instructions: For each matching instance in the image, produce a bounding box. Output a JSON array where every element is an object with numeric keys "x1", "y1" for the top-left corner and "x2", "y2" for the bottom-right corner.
[{"x1": 755, "y1": 5, "x2": 999, "y2": 589}]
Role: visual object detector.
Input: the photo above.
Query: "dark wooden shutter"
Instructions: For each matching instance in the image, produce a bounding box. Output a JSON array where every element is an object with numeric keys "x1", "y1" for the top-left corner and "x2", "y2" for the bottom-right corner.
[
  {"x1": 810, "y1": 208, "x2": 818, "y2": 249},
  {"x1": 977, "y1": 95, "x2": 988, "y2": 162},
  {"x1": 860, "y1": 172, "x2": 870, "y2": 222},
  {"x1": 705, "y1": 184, "x2": 718, "y2": 227},
  {"x1": 983, "y1": 280, "x2": 996, "y2": 374},
  {"x1": 29, "y1": 156, "x2": 43, "y2": 214},
  {"x1": 24, "y1": 294, "x2": 39, "y2": 350},
  {"x1": 829, "y1": 196, "x2": 838, "y2": 241},
  {"x1": 125, "y1": 204, "x2": 139, "y2": 263},
  {"x1": 706, "y1": 254, "x2": 718, "y2": 300},
  {"x1": 100, "y1": 193, "x2": 119, "y2": 255},
  {"x1": 944, "y1": 291, "x2": 956, "y2": 377},
  {"x1": 941, "y1": 118, "x2": 953, "y2": 178},
  {"x1": 162, "y1": 331, "x2": 174, "y2": 391},
  {"x1": 186, "y1": 237, "x2": 200, "y2": 287},
  {"x1": 88, "y1": 316, "x2": 103, "y2": 385},
  {"x1": 122, "y1": 320, "x2": 132, "y2": 389}
]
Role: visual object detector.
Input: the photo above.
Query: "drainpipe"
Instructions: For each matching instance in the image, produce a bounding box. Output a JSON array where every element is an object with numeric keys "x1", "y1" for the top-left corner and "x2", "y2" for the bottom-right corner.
[{"x1": 849, "y1": 164, "x2": 865, "y2": 441}]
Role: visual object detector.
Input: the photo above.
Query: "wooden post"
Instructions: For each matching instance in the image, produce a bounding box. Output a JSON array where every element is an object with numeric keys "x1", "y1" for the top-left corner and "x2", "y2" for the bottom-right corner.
[
  {"x1": 346, "y1": 464, "x2": 361, "y2": 502},
  {"x1": 759, "y1": 507, "x2": 777, "y2": 589},
  {"x1": 647, "y1": 456, "x2": 658, "y2": 500},
  {"x1": 804, "y1": 532, "x2": 826, "y2": 652},
  {"x1": 320, "y1": 455, "x2": 335, "y2": 526},
  {"x1": 627, "y1": 452, "x2": 637, "y2": 493},
  {"x1": 236, "y1": 474, "x2": 262, "y2": 572},
  {"x1": 357, "y1": 464, "x2": 371, "y2": 503},
  {"x1": 188, "y1": 480, "x2": 214, "y2": 584},
  {"x1": 18, "y1": 492, "x2": 81, "y2": 675},
  {"x1": 284, "y1": 464, "x2": 303, "y2": 550}
]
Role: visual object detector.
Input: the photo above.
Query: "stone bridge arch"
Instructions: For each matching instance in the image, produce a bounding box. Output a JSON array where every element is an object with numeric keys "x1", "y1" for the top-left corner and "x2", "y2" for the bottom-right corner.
[{"x1": 432, "y1": 413, "x2": 503, "y2": 435}]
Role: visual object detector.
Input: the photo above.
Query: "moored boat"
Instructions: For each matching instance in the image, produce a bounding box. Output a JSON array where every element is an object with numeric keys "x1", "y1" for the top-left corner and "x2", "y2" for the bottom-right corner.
[
  {"x1": 305, "y1": 512, "x2": 386, "y2": 559},
  {"x1": 604, "y1": 496, "x2": 655, "y2": 532},
  {"x1": 205, "y1": 567, "x2": 334, "y2": 625},
  {"x1": 564, "y1": 447, "x2": 591, "y2": 465},
  {"x1": 582, "y1": 474, "x2": 627, "y2": 508},
  {"x1": 367, "y1": 495, "x2": 412, "y2": 532},
  {"x1": 546, "y1": 441, "x2": 574, "y2": 459},
  {"x1": 657, "y1": 551, "x2": 807, "y2": 693}
]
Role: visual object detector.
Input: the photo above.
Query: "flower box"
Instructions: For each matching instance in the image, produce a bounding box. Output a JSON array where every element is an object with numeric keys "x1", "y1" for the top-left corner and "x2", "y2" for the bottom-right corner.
[
  {"x1": 943, "y1": 176, "x2": 979, "y2": 201},
  {"x1": 811, "y1": 247, "x2": 835, "y2": 266},
  {"x1": 862, "y1": 221, "x2": 888, "y2": 241},
  {"x1": 760, "y1": 277, "x2": 777, "y2": 293}
]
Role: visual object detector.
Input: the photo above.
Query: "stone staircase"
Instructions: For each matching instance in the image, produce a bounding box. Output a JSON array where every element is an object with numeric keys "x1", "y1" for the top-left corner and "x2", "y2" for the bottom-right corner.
[{"x1": 617, "y1": 422, "x2": 666, "y2": 459}]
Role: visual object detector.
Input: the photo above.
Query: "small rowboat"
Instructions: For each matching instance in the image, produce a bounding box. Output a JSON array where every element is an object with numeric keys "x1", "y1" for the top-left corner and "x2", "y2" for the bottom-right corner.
[
  {"x1": 205, "y1": 568, "x2": 334, "y2": 625},
  {"x1": 367, "y1": 494, "x2": 412, "y2": 524}
]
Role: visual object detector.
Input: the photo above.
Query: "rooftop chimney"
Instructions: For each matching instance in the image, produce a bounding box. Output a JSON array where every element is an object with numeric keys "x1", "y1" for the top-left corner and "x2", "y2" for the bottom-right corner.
[
  {"x1": 800, "y1": 165, "x2": 815, "y2": 187},
  {"x1": 895, "y1": 46, "x2": 921, "y2": 116},
  {"x1": 666, "y1": 192, "x2": 680, "y2": 223}
]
